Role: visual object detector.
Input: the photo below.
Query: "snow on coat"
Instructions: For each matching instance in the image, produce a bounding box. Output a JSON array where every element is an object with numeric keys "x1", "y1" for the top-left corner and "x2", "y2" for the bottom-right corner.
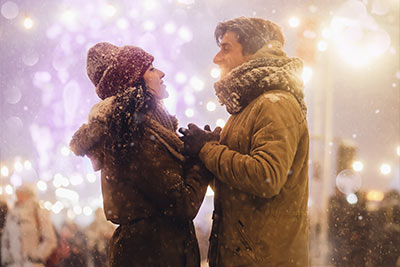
[{"x1": 201, "y1": 47, "x2": 309, "y2": 267}]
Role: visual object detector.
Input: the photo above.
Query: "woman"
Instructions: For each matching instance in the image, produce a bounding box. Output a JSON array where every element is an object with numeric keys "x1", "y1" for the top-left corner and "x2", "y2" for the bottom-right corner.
[{"x1": 70, "y1": 42, "x2": 212, "y2": 267}]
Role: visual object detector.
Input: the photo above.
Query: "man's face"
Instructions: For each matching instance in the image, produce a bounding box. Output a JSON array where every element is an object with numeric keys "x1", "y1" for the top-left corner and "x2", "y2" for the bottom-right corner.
[{"x1": 213, "y1": 31, "x2": 249, "y2": 78}]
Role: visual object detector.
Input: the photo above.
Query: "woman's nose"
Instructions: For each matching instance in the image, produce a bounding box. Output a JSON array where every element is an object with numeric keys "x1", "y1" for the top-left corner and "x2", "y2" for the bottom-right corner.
[{"x1": 159, "y1": 69, "x2": 165, "y2": 78}]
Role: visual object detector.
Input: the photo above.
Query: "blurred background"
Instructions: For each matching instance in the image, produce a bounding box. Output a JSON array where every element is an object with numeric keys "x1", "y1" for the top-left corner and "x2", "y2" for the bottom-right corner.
[{"x1": 0, "y1": 0, "x2": 399, "y2": 266}]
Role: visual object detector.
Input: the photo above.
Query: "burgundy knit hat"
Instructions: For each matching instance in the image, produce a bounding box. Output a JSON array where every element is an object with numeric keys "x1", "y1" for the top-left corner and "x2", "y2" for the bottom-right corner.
[{"x1": 86, "y1": 42, "x2": 154, "y2": 100}]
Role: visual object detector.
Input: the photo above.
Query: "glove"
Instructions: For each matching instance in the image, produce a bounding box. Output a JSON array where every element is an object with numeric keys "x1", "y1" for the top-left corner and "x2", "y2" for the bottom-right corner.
[{"x1": 179, "y1": 123, "x2": 221, "y2": 156}]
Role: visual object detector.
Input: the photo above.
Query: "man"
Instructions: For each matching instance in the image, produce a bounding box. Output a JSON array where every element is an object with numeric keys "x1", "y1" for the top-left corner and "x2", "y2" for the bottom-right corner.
[
  {"x1": 1, "y1": 184, "x2": 57, "y2": 267},
  {"x1": 180, "y1": 17, "x2": 309, "y2": 266}
]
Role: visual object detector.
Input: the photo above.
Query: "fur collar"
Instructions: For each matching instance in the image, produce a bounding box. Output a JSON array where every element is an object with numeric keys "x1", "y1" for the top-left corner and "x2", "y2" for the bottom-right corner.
[
  {"x1": 214, "y1": 54, "x2": 307, "y2": 115},
  {"x1": 70, "y1": 98, "x2": 184, "y2": 168}
]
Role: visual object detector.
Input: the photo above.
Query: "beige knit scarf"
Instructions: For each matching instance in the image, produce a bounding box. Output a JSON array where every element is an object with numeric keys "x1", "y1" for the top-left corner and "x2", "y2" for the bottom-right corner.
[{"x1": 214, "y1": 54, "x2": 307, "y2": 115}]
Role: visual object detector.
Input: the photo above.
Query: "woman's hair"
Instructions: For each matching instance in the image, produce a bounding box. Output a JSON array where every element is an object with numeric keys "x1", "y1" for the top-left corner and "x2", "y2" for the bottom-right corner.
[
  {"x1": 214, "y1": 17, "x2": 285, "y2": 55},
  {"x1": 104, "y1": 79, "x2": 156, "y2": 168}
]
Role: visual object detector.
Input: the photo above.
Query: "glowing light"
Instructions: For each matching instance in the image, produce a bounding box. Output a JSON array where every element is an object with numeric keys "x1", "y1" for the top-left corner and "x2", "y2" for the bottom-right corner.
[
  {"x1": 1, "y1": 1, "x2": 19, "y2": 20},
  {"x1": 366, "y1": 190, "x2": 384, "y2": 202},
  {"x1": 380, "y1": 164, "x2": 391, "y2": 175},
  {"x1": 302, "y1": 66, "x2": 313, "y2": 84},
  {"x1": 102, "y1": 3, "x2": 117, "y2": 17},
  {"x1": 60, "y1": 9, "x2": 77, "y2": 27},
  {"x1": 178, "y1": 26, "x2": 193, "y2": 42},
  {"x1": 0, "y1": 187, "x2": 2, "y2": 195},
  {"x1": 1, "y1": 166, "x2": 9, "y2": 177},
  {"x1": 56, "y1": 188, "x2": 79, "y2": 202},
  {"x1": 116, "y1": 18, "x2": 129, "y2": 29},
  {"x1": 44, "y1": 201, "x2": 52, "y2": 210},
  {"x1": 23, "y1": 16, "x2": 34, "y2": 29},
  {"x1": 37, "y1": 180, "x2": 48, "y2": 192},
  {"x1": 330, "y1": 14, "x2": 391, "y2": 67},
  {"x1": 5, "y1": 185, "x2": 13, "y2": 195},
  {"x1": 352, "y1": 161, "x2": 364, "y2": 172},
  {"x1": 206, "y1": 186, "x2": 214, "y2": 196},
  {"x1": 216, "y1": 119, "x2": 226, "y2": 128},
  {"x1": 397, "y1": 146, "x2": 400, "y2": 156},
  {"x1": 73, "y1": 205, "x2": 82, "y2": 215},
  {"x1": 10, "y1": 174, "x2": 21, "y2": 187},
  {"x1": 396, "y1": 71, "x2": 400, "y2": 80},
  {"x1": 14, "y1": 161, "x2": 23, "y2": 172},
  {"x1": 346, "y1": 193, "x2": 358, "y2": 205},
  {"x1": 83, "y1": 206, "x2": 93, "y2": 216},
  {"x1": 86, "y1": 173, "x2": 96, "y2": 183},
  {"x1": 190, "y1": 76, "x2": 204, "y2": 91},
  {"x1": 23, "y1": 160, "x2": 32, "y2": 170},
  {"x1": 206, "y1": 101, "x2": 216, "y2": 112},
  {"x1": 53, "y1": 173, "x2": 70, "y2": 188},
  {"x1": 185, "y1": 108, "x2": 194, "y2": 118},
  {"x1": 143, "y1": 20, "x2": 155, "y2": 31},
  {"x1": 210, "y1": 67, "x2": 221, "y2": 79},
  {"x1": 70, "y1": 173, "x2": 83, "y2": 186},
  {"x1": 175, "y1": 72, "x2": 187, "y2": 84},
  {"x1": 61, "y1": 146, "x2": 70, "y2": 156},
  {"x1": 52, "y1": 201, "x2": 64, "y2": 214},
  {"x1": 164, "y1": 22, "x2": 176, "y2": 34},
  {"x1": 318, "y1": 41, "x2": 328, "y2": 51},
  {"x1": 289, "y1": 17, "x2": 300, "y2": 28}
]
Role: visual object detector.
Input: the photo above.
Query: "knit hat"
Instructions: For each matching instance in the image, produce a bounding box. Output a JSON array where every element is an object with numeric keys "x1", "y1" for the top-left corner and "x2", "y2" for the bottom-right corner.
[{"x1": 87, "y1": 42, "x2": 154, "y2": 100}]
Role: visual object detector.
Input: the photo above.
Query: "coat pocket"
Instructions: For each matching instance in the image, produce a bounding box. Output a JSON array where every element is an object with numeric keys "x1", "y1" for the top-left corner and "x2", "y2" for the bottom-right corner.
[{"x1": 236, "y1": 220, "x2": 259, "y2": 263}]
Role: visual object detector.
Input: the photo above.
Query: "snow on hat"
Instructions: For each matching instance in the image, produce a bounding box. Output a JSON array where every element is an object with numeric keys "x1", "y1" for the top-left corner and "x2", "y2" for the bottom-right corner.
[{"x1": 87, "y1": 42, "x2": 154, "y2": 100}]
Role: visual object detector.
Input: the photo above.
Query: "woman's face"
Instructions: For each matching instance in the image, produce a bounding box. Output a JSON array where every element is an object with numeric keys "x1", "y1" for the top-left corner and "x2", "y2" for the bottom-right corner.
[{"x1": 143, "y1": 65, "x2": 168, "y2": 99}]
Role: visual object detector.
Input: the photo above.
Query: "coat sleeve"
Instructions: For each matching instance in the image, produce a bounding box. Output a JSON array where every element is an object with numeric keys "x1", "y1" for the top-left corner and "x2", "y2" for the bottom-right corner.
[
  {"x1": 199, "y1": 98, "x2": 303, "y2": 199},
  {"x1": 134, "y1": 136, "x2": 211, "y2": 222},
  {"x1": 32, "y1": 208, "x2": 57, "y2": 262}
]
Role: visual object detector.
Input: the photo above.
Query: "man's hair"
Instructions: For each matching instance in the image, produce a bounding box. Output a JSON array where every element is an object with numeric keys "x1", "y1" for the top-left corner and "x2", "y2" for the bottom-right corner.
[{"x1": 215, "y1": 17, "x2": 285, "y2": 55}]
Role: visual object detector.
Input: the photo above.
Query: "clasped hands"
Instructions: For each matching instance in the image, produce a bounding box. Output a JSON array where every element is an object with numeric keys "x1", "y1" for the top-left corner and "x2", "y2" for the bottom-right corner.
[{"x1": 179, "y1": 124, "x2": 222, "y2": 156}]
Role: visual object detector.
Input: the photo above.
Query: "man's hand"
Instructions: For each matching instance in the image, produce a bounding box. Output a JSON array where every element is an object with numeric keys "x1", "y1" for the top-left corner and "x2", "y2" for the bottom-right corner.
[{"x1": 179, "y1": 123, "x2": 222, "y2": 156}]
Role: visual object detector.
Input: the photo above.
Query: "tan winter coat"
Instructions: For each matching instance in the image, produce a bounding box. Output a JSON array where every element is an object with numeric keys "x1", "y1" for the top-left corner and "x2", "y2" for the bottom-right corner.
[{"x1": 200, "y1": 54, "x2": 309, "y2": 266}]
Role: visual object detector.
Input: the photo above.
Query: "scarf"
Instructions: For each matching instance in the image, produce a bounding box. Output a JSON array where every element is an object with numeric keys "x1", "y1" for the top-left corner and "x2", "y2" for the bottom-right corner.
[{"x1": 214, "y1": 56, "x2": 307, "y2": 115}]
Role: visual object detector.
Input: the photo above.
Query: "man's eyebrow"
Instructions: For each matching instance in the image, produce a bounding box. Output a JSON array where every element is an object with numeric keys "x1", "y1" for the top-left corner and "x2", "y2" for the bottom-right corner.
[{"x1": 220, "y1": 42, "x2": 231, "y2": 48}]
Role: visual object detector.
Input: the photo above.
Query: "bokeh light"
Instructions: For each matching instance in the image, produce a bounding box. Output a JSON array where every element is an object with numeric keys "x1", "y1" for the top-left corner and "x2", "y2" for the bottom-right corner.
[
  {"x1": 346, "y1": 193, "x2": 358, "y2": 205},
  {"x1": 37, "y1": 180, "x2": 48, "y2": 192},
  {"x1": 206, "y1": 101, "x2": 216, "y2": 111},
  {"x1": 185, "y1": 108, "x2": 194, "y2": 118},
  {"x1": 23, "y1": 16, "x2": 34, "y2": 29},
  {"x1": 1, "y1": 166, "x2": 9, "y2": 177},
  {"x1": 352, "y1": 161, "x2": 364, "y2": 172},
  {"x1": 336, "y1": 169, "x2": 362, "y2": 195},
  {"x1": 1, "y1": 1, "x2": 19, "y2": 20},
  {"x1": 380, "y1": 163, "x2": 391, "y2": 175},
  {"x1": 289, "y1": 16, "x2": 300, "y2": 28}
]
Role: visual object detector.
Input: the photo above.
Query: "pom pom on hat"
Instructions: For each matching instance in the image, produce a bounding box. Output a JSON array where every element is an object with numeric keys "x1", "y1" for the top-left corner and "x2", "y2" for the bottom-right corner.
[{"x1": 86, "y1": 42, "x2": 154, "y2": 100}]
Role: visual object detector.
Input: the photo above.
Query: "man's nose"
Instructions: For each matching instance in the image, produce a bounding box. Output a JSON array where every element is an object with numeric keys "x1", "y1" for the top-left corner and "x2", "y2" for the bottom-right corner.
[{"x1": 213, "y1": 51, "x2": 222, "y2": 64}]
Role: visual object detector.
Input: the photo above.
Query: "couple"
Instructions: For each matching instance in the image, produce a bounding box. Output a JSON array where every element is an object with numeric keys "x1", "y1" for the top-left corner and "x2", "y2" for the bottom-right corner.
[{"x1": 70, "y1": 17, "x2": 309, "y2": 267}]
